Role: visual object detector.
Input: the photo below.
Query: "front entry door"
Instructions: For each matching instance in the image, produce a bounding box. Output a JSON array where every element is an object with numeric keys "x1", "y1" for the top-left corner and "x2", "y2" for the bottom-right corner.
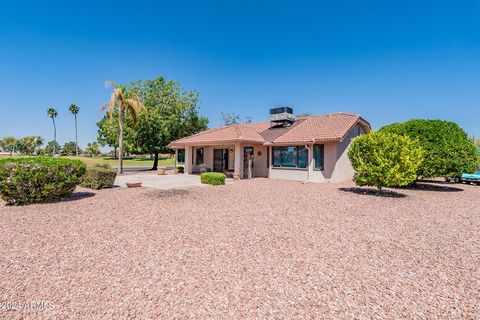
[
  {"x1": 243, "y1": 146, "x2": 254, "y2": 179},
  {"x1": 213, "y1": 149, "x2": 228, "y2": 172}
]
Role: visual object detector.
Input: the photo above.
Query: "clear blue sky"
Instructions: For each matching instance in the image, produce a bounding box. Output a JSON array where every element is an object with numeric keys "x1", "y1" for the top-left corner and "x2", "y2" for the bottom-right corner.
[{"x1": 1, "y1": 0, "x2": 479, "y2": 148}]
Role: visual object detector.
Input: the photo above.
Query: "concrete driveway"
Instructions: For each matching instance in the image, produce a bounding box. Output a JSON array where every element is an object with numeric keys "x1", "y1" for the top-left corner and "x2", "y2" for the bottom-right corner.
[{"x1": 115, "y1": 172, "x2": 207, "y2": 190}]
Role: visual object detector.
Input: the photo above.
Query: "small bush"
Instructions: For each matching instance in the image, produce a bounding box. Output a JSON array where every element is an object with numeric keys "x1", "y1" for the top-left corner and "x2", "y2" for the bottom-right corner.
[
  {"x1": 80, "y1": 164, "x2": 117, "y2": 190},
  {"x1": 348, "y1": 132, "x2": 424, "y2": 191},
  {"x1": 0, "y1": 157, "x2": 86, "y2": 205},
  {"x1": 176, "y1": 166, "x2": 184, "y2": 173},
  {"x1": 200, "y1": 172, "x2": 226, "y2": 186}
]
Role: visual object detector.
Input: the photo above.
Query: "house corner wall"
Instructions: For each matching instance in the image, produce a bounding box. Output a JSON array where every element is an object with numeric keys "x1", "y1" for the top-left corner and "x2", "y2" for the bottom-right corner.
[
  {"x1": 330, "y1": 125, "x2": 364, "y2": 183},
  {"x1": 309, "y1": 142, "x2": 336, "y2": 183}
]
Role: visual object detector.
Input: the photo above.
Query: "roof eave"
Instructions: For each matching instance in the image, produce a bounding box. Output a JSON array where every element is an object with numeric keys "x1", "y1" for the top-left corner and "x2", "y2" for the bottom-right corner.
[
  {"x1": 168, "y1": 138, "x2": 265, "y2": 148},
  {"x1": 266, "y1": 138, "x2": 341, "y2": 146}
]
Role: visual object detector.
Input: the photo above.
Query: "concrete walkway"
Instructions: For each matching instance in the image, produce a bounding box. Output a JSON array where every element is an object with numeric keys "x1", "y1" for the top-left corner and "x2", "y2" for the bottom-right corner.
[{"x1": 115, "y1": 172, "x2": 208, "y2": 190}]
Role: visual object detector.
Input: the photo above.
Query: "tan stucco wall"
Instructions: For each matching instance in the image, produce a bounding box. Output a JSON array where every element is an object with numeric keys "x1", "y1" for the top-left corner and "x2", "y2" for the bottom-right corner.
[
  {"x1": 328, "y1": 125, "x2": 361, "y2": 183},
  {"x1": 309, "y1": 142, "x2": 337, "y2": 183},
  {"x1": 270, "y1": 168, "x2": 309, "y2": 181},
  {"x1": 253, "y1": 145, "x2": 268, "y2": 177}
]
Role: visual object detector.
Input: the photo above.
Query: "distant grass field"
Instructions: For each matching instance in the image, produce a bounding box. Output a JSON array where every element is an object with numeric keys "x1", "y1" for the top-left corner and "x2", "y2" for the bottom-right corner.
[
  {"x1": 64, "y1": 156, "x2": 175, "y2": 168},
  {"x1": 0, "y1": 154, "x2": 175, "y2": 168}
]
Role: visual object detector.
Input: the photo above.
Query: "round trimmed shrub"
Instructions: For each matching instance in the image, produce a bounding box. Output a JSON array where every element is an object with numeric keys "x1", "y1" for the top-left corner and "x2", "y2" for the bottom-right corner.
[
  {"x1": 200, "y1": 172, "x2": 226, "y2": 186},
  {"x1": 348, "y1": 132, "x2": 424, "y2": 190},
  {"x1": 380, "y1": 119, "x2": 479, "y2": 178},
  {"x1": 0, "y1": 157, "x2": 86, "y2": 205},
  {"x1": 80, "y1": 164, "x2": 117, "y2": 190}
]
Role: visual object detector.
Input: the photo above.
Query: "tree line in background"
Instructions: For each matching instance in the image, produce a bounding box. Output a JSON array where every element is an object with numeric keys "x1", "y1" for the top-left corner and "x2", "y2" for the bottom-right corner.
[
  {"x1": 0, "y1": 103, "x2": 100, "y2": 158},
  {"x1": 0, "y1": 136, "x2": 101, "y2": 157}
]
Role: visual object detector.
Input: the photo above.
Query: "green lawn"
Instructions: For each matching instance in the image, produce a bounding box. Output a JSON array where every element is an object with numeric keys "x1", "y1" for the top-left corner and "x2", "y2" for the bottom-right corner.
[
  {"x1": 0, "y1": 154, "x2": 175, "y2": 168},
  {"x1": 63, "y1": 156, "x2": 174, "y2": 168}
]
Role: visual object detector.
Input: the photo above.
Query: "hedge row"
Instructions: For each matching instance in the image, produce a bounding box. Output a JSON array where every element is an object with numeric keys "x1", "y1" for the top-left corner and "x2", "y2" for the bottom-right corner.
[
  {"x1": 0, "y1": 157, "x2": 86, "y2": 205},
  {"x1": 80, "y1": 164, "x2": 117, "y2": 190}
]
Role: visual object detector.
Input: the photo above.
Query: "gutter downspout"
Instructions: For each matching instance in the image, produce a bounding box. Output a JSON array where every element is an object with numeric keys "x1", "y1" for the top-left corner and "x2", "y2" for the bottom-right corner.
[{"x1": 302, "y1": 144, "x2": 311, "y2": 184}]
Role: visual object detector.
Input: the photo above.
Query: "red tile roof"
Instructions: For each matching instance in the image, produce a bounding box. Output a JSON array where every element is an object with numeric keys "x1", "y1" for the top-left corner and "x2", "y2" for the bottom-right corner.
[{"x1": 168, "y1": 112, "x2": 371, "y2": 148}]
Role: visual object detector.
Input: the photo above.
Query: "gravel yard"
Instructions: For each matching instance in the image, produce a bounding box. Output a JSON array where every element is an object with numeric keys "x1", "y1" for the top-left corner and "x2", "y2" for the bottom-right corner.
[{"x1": 1, "y1": 179, "x2": 479, "y2": 319}]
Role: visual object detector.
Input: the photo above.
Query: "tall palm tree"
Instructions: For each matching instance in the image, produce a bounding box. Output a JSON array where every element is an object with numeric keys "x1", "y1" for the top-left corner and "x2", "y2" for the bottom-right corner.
[
  {"x1": 47, "y1": 108, "x2": 58, "y2": 156},
  {"x1": 101, "y1": 82, "x2": 146, "y2": 174},
  {"x1": 69, "y1": 104, "x2": 80, "y2": 156}
]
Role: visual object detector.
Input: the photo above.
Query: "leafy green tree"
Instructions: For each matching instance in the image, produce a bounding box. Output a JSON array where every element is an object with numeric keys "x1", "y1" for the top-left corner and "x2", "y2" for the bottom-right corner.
[
  {"x1": 45, "y1": 140, "x2": 62, "y2": 156},
  {"x1": 97, "y1": 113, "x2": 119, "y2": 157},
  {"x1": 348, "y1": 132, "x2": 424, "y2": 191},
  {"x1": 47, "y1": 108, "x2": 58, "y2": 156},
  {"x1": 15, "y1": 136, "x2": 44, "y2": 155},
  {"x1": 128, "y1": 77, "x2": 208, "y2": 169},
  {"x1": 0, "y1": 137, "x2": 17, "y2": 155},
  {"x1": 101, "y1": 81, "x2": 146, "y2": 174},
  {"x1": 380, "y1": 120, "x2": 479, "y2": 178},
  {"x1": 97, "y1": 109, "x2": 139, "y2": 158},
  {"x1": 69, "y1": 104, "x2": 80, "y2": 156},
  {"x1": 85, "y1": 142, "x2": 100, "y2": 157},
  {"x1": 62, "y1": 141, "x2": 81, "y2": 156}
]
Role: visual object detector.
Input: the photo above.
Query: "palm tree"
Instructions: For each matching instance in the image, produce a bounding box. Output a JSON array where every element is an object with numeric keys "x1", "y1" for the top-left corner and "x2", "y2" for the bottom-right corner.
[
  {"x1": 101, "y1": 81, "x2": 146, "y2": 174},
  {"x1": 0, "y1": 136, "x2": 16, "y2": 156},
  {"x1": 47, "y1": 108, "x2": 58, "y2": 156},
  {"x1": 69, "y1": 104, "x2": 80, "y2": 156}
]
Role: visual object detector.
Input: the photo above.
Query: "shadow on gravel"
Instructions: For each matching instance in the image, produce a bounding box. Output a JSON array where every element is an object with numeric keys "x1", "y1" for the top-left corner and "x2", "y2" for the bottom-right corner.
[
  {"x1": 64, "y1": 192, "x2": 96, "y2": 202},
  {"x1": 395, "y1": 183, "x2": 463, "y2": 192},
  {"x1": 338, "y1": 187, "x2": 407, "y2": 198},
  {"x1": 144, "y1": 189, "x2": 190, "y2": 198}
]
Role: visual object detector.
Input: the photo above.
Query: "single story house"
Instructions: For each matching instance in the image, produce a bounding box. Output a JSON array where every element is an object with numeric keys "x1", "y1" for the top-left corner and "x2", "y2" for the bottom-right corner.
[{"x1": 168, "y1": 107, "x2": 371, "y2": 183}]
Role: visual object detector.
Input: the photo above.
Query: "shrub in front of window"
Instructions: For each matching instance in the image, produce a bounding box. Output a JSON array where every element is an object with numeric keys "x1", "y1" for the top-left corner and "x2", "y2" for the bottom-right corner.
[
  {"x1": 80, "y1": 163, "x2": 117, "y2": 190},
  {"x1": 0, "y1": 157, "x2": 86, "y2": 205},
  {"x1": 379, "y1": 119, "x2": 479, "y2": 178},
  {"x1": 348, "y1": 132, "x2": 424, "y2": 191},
  {"x1": 176, "y1": 166, "x2": 184, "y2": 173},
  {"x1": 200, "y1": 172, "x2": 226, "y2": 186}
]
